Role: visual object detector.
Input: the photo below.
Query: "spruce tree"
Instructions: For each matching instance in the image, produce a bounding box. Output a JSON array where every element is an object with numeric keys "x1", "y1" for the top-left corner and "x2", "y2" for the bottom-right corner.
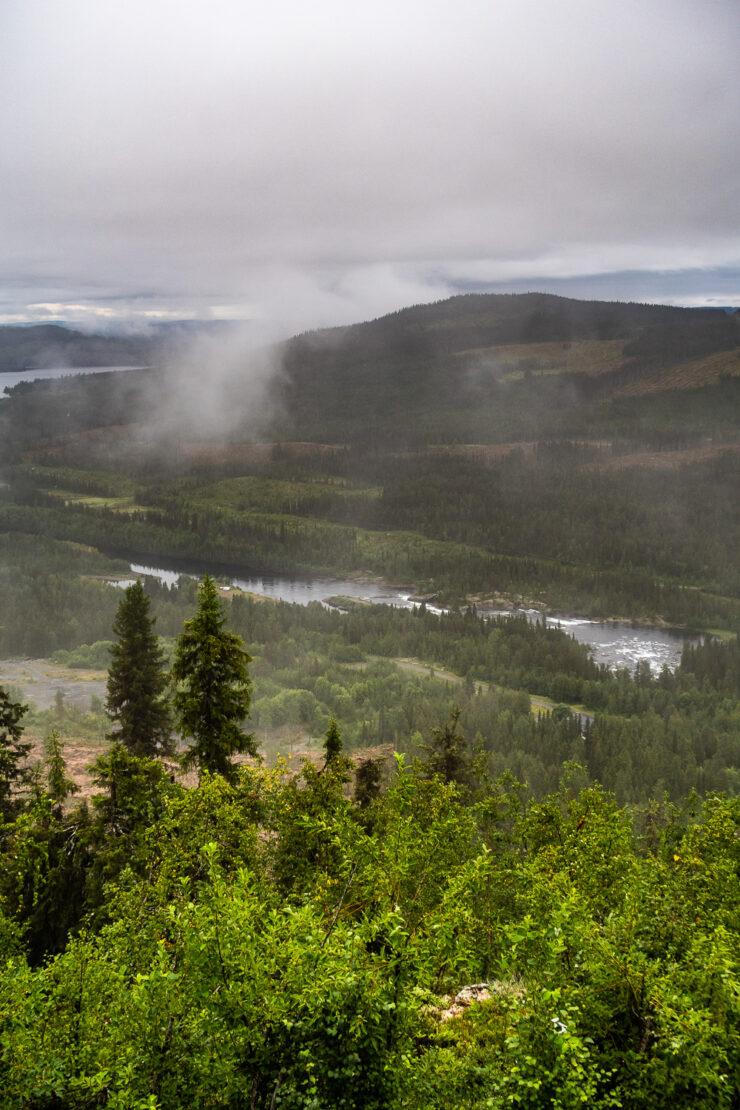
[
  {"x1": 106, "y1": 581, "x2": 173, "y2": 757},
  {"x1": 172, "y1": 574, "x2": 257, "y2": 782},
  {"x1": 323, "y1": 718, "x2": 344, "y2": 769},
  {"x1": 0, "y1": 685, "x2": 31, "y2": 819},
  {"x1": 322, "y1": 718, "x2": 351, "y2": 782},
  {"x1": 44, "y1": 728, "x2": 78, "y2": 807},
  {"x1": 353, "y1": 757, "x2": 383, "y2": 809},
  {"x1": 420, "y1": 707, "x2": 472, "y2": 789}
]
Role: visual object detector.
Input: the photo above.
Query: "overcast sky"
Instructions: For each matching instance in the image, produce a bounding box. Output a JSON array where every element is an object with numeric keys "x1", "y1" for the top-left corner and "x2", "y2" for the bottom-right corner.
[{"x1": 1, "y1": 0, "x2": 738, "y2": 334}]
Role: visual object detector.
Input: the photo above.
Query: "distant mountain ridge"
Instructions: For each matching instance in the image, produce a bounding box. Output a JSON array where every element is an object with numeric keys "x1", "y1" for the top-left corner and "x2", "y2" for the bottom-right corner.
[
  {"x1": 0, "y1": 324, "x2": 155, "y2": 373},
  {"x1": 292, "y1": 291, "x2": 736, "y2": 349},
  {"x1": 0, "y1": 319, "x2": 250, "y2": 374}
]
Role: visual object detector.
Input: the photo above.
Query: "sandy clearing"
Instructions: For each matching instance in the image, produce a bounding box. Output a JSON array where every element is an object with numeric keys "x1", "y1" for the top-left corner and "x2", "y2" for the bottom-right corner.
[{"x1": 0, "y1": 658, "x2": 106, "y2": 712}]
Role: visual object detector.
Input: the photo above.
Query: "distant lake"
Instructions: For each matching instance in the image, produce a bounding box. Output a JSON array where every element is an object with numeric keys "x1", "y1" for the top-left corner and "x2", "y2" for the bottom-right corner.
[{"x1": 0, "y1": 365, "x2": 145, "y2": 396}]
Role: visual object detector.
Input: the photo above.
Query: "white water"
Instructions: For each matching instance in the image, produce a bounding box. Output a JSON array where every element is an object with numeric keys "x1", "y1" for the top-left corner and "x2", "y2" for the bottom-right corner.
[{"x1": 545, "y1": 614, "x2": 693, "y2": 673}]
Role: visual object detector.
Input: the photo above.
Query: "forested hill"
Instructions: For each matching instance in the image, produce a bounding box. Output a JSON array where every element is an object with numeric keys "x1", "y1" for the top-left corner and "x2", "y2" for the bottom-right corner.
[
  {"x1": 290, "y1": 291, "x2": 733, "y2": 351},
  {"x1": 2, "y1": 296, "x2": 740, "y2": 1106},
  {"x1": 276, "y1": 292, "x2": 740, "y2": 443}
]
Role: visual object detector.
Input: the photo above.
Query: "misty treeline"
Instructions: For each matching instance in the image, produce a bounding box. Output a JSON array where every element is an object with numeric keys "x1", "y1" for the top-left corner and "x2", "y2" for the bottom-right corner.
[
  {"x1": 3, "y1": 334, "x2": 739, "y2": 458},
  {"x1": 0, "y1": 324, "x2": 156, "y2": 375},
  {"x1": 1, "y1": 694, "x2": 740, "y2": 1105},
  {"x1": 0, "y1": 367, "x2": 157, "y2": 455},
  {"x1": 196, "y1": 591, "x2": 740, "y2": 802},
  {"x1": 370, "y1": 447, "x2": 740, "y2": 600},
  {"x1": 11, "y1": 439, "x2": 740, "y2": 600},
  {"x1": 2, "y1": 445, "x2": 740, "y2": 631}
]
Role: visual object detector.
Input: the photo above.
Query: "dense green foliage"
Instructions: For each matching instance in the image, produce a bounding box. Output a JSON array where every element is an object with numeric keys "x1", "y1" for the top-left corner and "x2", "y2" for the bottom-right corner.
[
  {"x1": 43, "y1": 728, "x2": 78, "y2": 806},
  {"x1": 2, "y1": 453, "x2": 739, "y2": 631},
  {"x1": 0, "y1": 532, "x2": 126, "y2": 657},
  {"x1": 1, "y1": 721, "x2": 739, "y2": 1107}
]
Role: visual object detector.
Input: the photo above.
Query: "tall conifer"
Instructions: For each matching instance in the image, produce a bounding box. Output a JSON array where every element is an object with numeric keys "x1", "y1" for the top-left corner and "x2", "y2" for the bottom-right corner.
[
  {"x1": 420, "y1": 707, "x2": 471, "y2": 789},
  {"x1": 44, "y1": 728, "x2": 78, "y2": 806},
  {"x1": 106, "y1": 581, "x2": 173, "y2": 757},
  {"x1": 172, "y1": 574, "x2": 257, "y2": 781}
]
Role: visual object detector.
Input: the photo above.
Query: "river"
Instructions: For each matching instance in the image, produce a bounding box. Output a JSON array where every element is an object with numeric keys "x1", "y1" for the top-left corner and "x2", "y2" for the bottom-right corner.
[{"x1": 124, "y1": 563, "x2": 698, "y2": 673}]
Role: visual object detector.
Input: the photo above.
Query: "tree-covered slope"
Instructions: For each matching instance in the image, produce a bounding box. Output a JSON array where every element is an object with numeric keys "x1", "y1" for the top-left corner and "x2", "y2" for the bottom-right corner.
[{"x1": 0, "y1": 293, "x2": 738, "y2": 628}]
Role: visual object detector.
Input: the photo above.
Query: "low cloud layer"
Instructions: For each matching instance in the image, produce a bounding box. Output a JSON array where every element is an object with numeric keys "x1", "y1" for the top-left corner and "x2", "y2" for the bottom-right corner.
[
  {"x1": 145, "y1": 323, "x2": 281, "y2": 442},
  {"x1": 1, "y1": 0, "x2": 739, "y2": 332}
]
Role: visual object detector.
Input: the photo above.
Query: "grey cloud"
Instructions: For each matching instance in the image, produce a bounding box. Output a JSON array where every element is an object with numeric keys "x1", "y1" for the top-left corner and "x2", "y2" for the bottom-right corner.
[{"x1": 1, "y1": 0, "x2": 739, "y2": 327}]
